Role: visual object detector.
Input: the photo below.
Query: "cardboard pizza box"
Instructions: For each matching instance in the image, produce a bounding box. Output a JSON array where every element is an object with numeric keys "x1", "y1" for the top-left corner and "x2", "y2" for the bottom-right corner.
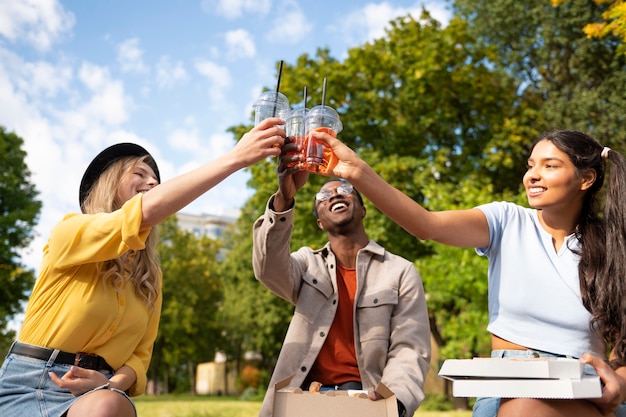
[
  {"x1": 439, "y1": 357, "x2": 585, "y2": 379},
  {"x1": 272, "y1": 376, "x2": 399, "y2": 417},
  {"x1": 444, "y1": 375, "x2": 601, "y2": 399},
  {"x1": 438, "y1": 357, "x2": 601, "y2": 399}
]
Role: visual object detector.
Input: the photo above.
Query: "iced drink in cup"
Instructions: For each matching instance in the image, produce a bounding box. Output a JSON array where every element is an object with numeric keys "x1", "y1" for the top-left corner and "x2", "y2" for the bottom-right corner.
[
  {"x1": 284, "y1": 108, "x2": 308, "y2": 167},
  {"x1": 253, "y1": 91, "x2": 291, "y2": 127},
  {"x1": 303, "y1": 105, "x2": 342, "y2": 174}
]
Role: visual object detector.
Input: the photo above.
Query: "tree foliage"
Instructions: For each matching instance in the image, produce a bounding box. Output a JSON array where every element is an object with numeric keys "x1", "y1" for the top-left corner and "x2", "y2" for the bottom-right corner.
[
  {"x1": 553, "y1": 0, "x2": 626, "y2": 54},
  {"x1": 454, "y1": 0, "x2": 626, "y2": 147},
  {"x1": 5, "y1": 0, "x2": 612, "y2": 398},
  {"x1": 135, "y1": 0, "x2": 626, "y2": 399},
  {"x1": 150, "y1": 216, "x2": 225, "y2": 393},
  {"x1": 219, "y1": 2, "x2": 626, "y2": 380},
  {"x1": 220, "y1": 11, "x2": 529, "y2": 375},
  {"x1": 0, "y1": 127, "x2": 41, "y2": 353}
]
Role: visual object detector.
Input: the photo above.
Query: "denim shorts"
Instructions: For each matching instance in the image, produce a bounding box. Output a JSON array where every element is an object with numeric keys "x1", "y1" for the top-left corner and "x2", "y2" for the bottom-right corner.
[
  {"x1": 472, "y1": 349, "x2": 626, "y2": 417},
  {"x1": 0, "y1": 350, "x2": 136, "y2": 417}
]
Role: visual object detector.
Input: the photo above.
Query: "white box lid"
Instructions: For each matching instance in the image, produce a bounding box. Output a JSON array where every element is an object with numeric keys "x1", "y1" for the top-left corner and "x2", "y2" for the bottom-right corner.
[{"x1": 439, "y1": 357, "x2": 585, "y2": 379}]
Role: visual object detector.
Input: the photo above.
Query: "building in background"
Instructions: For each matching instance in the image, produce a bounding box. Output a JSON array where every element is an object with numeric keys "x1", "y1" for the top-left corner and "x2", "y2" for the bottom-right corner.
[
  {"x1": 176, "y1": 211, "x2": 239, "y2": 240},
  {"x1": 196, "y1": 352, "x2": 238, "y2": 396}
]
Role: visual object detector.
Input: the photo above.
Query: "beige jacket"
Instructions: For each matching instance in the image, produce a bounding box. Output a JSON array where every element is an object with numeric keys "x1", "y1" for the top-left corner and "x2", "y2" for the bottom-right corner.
[{"x1": 252, "y1": 196, "x2": 431, "y2": 417}]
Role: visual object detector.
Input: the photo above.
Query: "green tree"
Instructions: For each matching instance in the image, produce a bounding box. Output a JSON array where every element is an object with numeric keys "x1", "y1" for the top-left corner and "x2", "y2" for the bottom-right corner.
[
  {"x1": 276, "y1": 12, "x2": 528, "y2": 258},
  {"x1": 202, "y1": 2, "x2": 626, "y2": 405},
  {"x1": 150, "y1": 216, "x2": 224, "y2": 394},
  {"x1": 553, "y1": 0, "x2": 626, "y2": 55},
  {"x1": 220, "y1": 11, "x2": 527, "y2": 380},
  {"x1": 454, "y1": 0, "x2": 626, "y2": 148},
  {"x1": 217, "y1": 163, "x2": 301, "y2": 381},
  {"x1": 0, "y1": 127, "x2": 41, "y2": 354}
]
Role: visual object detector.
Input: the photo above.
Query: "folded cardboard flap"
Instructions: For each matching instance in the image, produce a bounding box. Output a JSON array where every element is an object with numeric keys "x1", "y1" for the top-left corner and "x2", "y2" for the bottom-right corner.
[
  {"x1": 275, "y1": 376, "x2": 295, "y2": 391},
  {"x1": 374, "y1": 381, "x2": 395, "y2": 399},
  {"x1": 273, "y1": 376, "x2": 398, "y2": 417},
  {"x1": 278, "y1": 387, "x2": 303, "y2": 394}
]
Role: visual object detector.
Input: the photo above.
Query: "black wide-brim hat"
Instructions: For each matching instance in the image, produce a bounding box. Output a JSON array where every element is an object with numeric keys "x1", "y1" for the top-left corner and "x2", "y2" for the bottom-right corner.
[{"x1": 79, "y1": 142, "x2": 160, "y2": 209}]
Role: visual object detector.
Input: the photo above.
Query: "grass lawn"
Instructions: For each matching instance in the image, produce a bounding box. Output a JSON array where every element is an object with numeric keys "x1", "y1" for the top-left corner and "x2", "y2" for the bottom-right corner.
[{"x1": 134, "y1": 395, "x2": 473, "y2": 417}]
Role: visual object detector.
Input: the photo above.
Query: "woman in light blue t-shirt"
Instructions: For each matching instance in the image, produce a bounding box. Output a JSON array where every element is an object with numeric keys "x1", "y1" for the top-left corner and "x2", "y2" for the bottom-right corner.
[{"x1": 306, "y1": 129, "x2": 626, "y2": 417}]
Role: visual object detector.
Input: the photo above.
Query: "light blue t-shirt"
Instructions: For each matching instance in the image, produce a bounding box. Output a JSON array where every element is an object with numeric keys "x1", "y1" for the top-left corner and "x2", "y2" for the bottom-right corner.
[{"x1": 476, "y1": 201, "x2": 605, "y2": 358}]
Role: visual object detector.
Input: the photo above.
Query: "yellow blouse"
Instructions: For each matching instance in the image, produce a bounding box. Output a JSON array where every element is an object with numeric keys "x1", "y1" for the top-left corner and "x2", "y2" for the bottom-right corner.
[{"x1": 19, "y1": 194, "x2": 162, "y2": 396}]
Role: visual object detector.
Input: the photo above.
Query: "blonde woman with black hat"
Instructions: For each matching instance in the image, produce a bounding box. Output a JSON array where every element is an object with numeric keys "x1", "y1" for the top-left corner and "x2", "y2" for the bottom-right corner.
[{"x1": 0, "y1": 118, "x2": 286, "y2": 417}]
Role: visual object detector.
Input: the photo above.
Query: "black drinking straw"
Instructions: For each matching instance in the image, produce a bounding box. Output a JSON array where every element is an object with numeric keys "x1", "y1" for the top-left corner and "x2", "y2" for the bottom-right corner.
[
  {"x1": 272, "y1": 60, "x2": 284, "y2": 117},
  {"x1": 321, "y1": 78, "x2": 327, "y2": 125},
  {"x1": 303, "y1": 86, "x2": 308, "y2": 109}
]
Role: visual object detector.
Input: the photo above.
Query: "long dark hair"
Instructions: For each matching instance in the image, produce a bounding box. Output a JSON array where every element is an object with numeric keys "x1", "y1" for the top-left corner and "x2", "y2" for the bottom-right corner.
[{"x1": 532, "y1": 130, "x2": 626, "y2": 367}]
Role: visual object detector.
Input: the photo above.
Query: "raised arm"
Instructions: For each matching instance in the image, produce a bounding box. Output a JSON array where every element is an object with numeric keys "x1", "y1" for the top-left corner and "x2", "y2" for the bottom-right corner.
[
  {"x1": 311, "y1": 130, "x2": 490, "y2": 248},
  {"x1": 140, "y1": 118, "x2": 285, "y2": 229},
  {"x1": 273, "y1": 140, "x2": 310, "y2": 212}
]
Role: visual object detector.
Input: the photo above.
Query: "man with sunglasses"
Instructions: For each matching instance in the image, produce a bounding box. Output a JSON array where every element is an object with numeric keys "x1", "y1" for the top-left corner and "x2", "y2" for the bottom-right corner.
[{"x1": 252, "y1": 142, "x2": 431, "y2": 417}]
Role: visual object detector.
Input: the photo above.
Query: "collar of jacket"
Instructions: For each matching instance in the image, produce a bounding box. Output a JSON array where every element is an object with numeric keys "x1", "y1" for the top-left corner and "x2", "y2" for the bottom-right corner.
[{"x1": 312, "y1": 240, "x2": 386, "y2": 259}]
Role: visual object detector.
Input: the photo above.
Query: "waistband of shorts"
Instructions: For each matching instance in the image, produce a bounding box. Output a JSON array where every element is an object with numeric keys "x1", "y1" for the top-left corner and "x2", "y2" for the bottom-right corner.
[{"x1": 9, "y1": 341, "x2": 114, "y2": 372}]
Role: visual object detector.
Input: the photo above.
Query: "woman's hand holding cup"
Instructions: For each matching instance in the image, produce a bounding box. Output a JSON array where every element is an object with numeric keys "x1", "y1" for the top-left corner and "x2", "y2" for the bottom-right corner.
[{"x1": 309, "y1": 129, "x2": 365, "y2": 182}]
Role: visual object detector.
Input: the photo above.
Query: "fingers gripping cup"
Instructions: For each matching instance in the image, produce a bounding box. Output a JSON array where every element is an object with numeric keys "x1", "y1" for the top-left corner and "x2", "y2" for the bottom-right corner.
[
  {"x1": 253, "y1": 91, "x2": 291, "y2": 127},
  {"x1": 303, "y1": 105, "x2": 342, "y2": 174}
]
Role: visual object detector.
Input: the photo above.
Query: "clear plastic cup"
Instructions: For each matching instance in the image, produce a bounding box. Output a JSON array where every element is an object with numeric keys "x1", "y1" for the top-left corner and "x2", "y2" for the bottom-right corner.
[
  {"x1": 303, "y1": 105, "x2": 343, "y2": 174},
  {"x1": 285, "y1": 107, "x2": 308, "y2": 167},
  {"x1": 253, "y1": 91, "x2": 291, "y2": 126}
]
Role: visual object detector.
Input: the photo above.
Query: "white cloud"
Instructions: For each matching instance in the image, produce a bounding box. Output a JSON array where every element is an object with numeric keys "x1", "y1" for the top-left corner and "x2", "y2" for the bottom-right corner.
[
  {"x1": 0, "y1": 49, "x2": 74, "y2": 214},
  {"x1": 116, "y1": 38, "x2": 148, "y2": 73},
  {"x1": 200, "y1": 0, "x2": 271, "y2": 19},
  {"x1": 155, "y1": 56, "x2": 188, "y2": 89},
  {"x1": 165, "y1": 124, "x2": 247, "y2": 217},
  {"x1": 167, "y1": 127, "x2": 204, "y2": 154},
  {"x1": 340, "y1": 1, "x2": 451, "y2": 46},
  {"x1": 341, "y1": 3, "x2": 405, "y2": 44},
  {"x1": 84, "y1": 81, "x2": 131, "y2": 126},
  {"x1": 41, "y1": 62, "x2": 133, "y2": 140},
  {"x1": 266, "y1": 7, "x2": 312, "y2": 45},
  {"x1": 78, "y1": 62, "x2": 111, "y2": 91},
  {"x1": 0, "y1": 0, "x2": 75, "y2": 51},
  {"x1": 195, "y1": 59, "x2": 232, "y2": 101},
  {"x1": 420, "y1": 0, "x2": 452, "y2": 26},
  {"x1": 19, "y1": 60, "x2": 73, "y2": 98},
  {"x1": 167, "y1": 127, "x2": 234, "y2": 160},
  {"x1": 224, "y1": 29, "x2": 256, "y2": 59},
  {"x1": 206, "y1": 131, "x2": 237, "y2": 157},
  {"x1": 0, "y1": 51, "x2": 135, "y2": 275},
  {"x1": 0, "y1": 45, "x2": 73, "y2": 102}
]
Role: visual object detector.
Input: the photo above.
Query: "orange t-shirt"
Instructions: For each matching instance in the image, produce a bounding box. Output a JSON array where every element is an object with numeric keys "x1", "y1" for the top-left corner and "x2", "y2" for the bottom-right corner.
[{"x1": 306, "y1": 264, "x2": 361, "y2": 385}]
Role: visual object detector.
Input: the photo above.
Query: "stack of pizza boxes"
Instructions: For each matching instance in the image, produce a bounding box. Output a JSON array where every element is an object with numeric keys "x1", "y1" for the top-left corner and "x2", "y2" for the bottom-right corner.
[{"x1": 438, "y1": 357, "x2": 601, "y2": 399}]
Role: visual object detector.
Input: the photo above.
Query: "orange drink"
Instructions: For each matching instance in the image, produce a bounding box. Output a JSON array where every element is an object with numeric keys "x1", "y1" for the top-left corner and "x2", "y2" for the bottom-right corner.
[
  {"x1": 303, "y1": 127, "x2": 338, "y2": 174},
  {"x1": 303, "y1": 105, "x2": 342, "y2": 174}
]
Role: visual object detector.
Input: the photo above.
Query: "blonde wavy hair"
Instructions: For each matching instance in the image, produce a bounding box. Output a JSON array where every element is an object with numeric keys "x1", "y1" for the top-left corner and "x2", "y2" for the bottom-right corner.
[{"x1": 81, "y1": 155, "x2": 161, "y2": 309}]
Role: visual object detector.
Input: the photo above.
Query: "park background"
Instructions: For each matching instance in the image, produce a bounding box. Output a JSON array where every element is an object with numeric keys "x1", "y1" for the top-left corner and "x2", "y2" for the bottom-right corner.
[{"x1": 2, "y1": 0, "x2": 626, "y2": 414}]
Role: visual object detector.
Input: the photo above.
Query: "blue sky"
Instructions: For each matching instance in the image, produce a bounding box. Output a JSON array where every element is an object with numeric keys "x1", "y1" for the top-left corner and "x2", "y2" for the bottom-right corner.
[{"x1": 0, "y1": 0, "x2": 451, "y2": 272}]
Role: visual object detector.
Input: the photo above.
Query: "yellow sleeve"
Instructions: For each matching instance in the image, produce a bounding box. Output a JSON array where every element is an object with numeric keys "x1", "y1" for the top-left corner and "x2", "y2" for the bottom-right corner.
[{"x1": 48, "y1": 194, "x2": 149, "y2": 269}]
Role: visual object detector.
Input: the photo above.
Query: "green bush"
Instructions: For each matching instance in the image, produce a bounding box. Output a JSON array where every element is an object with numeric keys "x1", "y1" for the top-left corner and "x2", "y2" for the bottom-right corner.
[{"x1": 420, "y1": 394, "x2": 455, "y2": 411}]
